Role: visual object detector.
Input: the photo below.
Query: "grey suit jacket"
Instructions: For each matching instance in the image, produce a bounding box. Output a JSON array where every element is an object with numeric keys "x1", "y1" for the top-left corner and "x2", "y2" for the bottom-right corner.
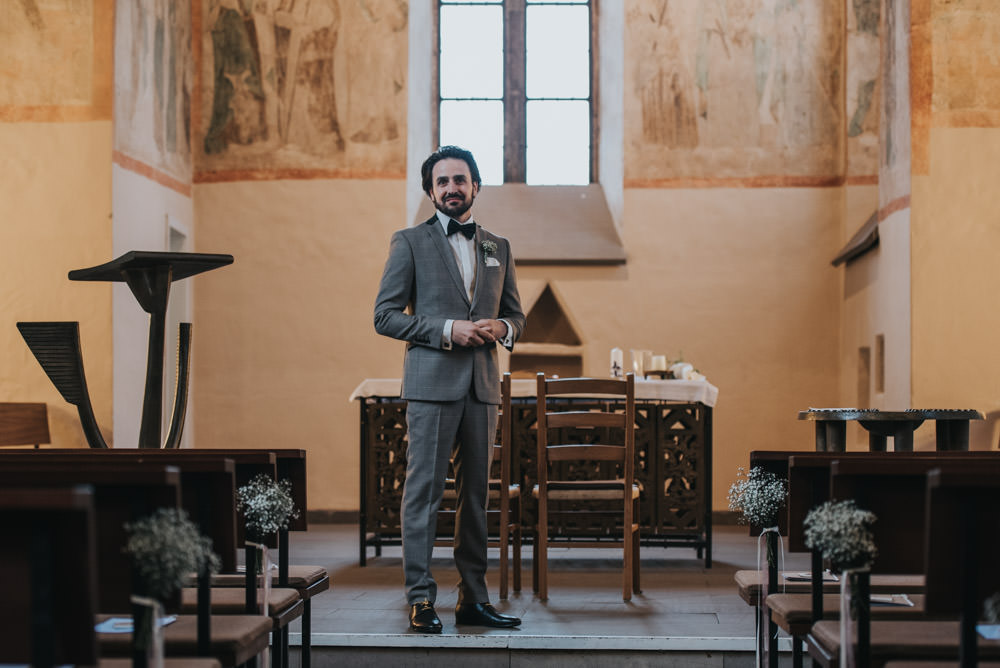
[{"x1": 374, "y1": 216, "x2": 525, "y2": 404}]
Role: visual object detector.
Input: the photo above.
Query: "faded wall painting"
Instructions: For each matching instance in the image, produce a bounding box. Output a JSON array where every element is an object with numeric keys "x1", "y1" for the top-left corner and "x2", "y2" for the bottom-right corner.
[
  {"x1": 931, "y1": 0, "x2": 1000, "y2": 121},
  {"x1": 114, "y1": 0, "x2": 193, "y2": 181},
  {"x1": 880, "y1": 0, "x2": 911, "y2": 208},
  {"x1": 0, "y1": 0, "x2": 94, "y2": 106},
  {"x1": 625, "y1": 0, "x2": 843, "y2": 183},
  {"x1": 197, "y1": 0, "x2": 407, "y2": 176},
  {"x1": 847, "y1": 0, "x2": 880, "y2": 177}
]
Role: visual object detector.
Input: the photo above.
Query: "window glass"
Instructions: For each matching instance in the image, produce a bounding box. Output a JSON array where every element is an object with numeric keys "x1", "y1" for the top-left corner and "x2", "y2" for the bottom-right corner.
[
  {"x1": 526, "y1": 5, "x2": 590, "y2": 99},
  {"x1": 439, "y1": 5, "x2": 504, "y2": 100},
  {"x1": 440, "y1": 100, "x2": 505, "y2": 185},
  {"x1": 527, "y1": 100, "x2": 589, "y2": 185}
]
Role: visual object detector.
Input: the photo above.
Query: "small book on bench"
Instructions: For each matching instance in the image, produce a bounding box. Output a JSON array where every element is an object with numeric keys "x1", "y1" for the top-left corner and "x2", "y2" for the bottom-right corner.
[
  {"x1": 870, "y1": 593, "x2": 915, "y2": 607},
  {"x1": 783, "y1": 571, "x2": 839, "y2": 582}
]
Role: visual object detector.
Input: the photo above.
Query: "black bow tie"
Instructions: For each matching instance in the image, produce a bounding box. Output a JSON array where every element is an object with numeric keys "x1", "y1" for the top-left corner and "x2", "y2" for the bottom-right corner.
[{"x1": 447, "y1": 219, "x2": 476, "y2": 240}]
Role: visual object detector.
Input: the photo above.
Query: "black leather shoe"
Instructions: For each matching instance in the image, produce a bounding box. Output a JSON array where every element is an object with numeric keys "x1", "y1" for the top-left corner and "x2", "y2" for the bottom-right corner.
[
  {"x1": 409, "y1": 600, "x2": 443, "y2": 634},
  {"x1": 454, "y1": 602, "x2": 521, "y2": 628}
]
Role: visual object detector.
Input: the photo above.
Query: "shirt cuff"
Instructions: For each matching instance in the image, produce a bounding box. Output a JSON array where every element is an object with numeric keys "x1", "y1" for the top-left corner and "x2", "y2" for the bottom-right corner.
[
  {"x1": 498, "y1": 318, "x2": 514, "y2": 348},
  {"x1": 442, "y1": 319, "x2": 454, "y2": 350}
]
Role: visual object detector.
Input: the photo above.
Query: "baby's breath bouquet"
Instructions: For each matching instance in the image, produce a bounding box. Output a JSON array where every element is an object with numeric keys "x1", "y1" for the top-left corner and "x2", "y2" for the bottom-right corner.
[
  {"x1": 236, "y1": 474, "x2": 300, "y2": 542},
  {"x1": 124, "y1": 507, "x2": 221, "y2": 602},
  {"x1": 727, "y1": 466, "x2": 787, "y2": 527},
  {"x1": 803, "y1": 499, "x2": 878, "y2": 573}
]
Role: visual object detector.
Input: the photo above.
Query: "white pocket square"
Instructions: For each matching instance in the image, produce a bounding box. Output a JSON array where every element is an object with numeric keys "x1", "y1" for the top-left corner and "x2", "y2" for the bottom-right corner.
[{"x1": 485, "y1": 257, "x2": 501, "y2": 267}]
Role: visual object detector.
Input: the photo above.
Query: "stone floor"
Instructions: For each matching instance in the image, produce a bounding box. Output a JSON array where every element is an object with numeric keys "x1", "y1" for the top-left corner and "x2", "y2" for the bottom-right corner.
[{"x1": 279, "y1": 524, "x2": 808, "y2": 667}]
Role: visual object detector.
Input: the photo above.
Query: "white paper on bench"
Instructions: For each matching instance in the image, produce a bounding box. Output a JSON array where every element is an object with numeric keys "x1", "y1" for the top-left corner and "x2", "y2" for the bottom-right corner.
[
  {"x1": 94, "y1": 615, "x2": 177, "y2": 633},
  {"x1": 783, "y1": 571, "x2": 839, "y2": 582}
]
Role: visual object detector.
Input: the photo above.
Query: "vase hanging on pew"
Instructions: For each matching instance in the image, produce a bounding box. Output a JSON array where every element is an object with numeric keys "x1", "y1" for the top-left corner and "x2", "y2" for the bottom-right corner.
[
  {"x1": 131, "y1": 595, "x2": 165, "y2": 668},
  {"x1": 840, "y1": 568, "x2": 871, "y2": 668}
]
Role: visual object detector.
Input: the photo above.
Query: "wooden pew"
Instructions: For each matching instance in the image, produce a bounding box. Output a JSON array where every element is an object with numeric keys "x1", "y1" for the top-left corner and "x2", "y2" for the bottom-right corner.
[
  {"x1": 0, "y1": 485, "x2": 222, "y2": 668},
  {"x1": 742, "y1": 451, "x2": 1000, "y2": 667},
  {"x1": 0, "y1": 462, "x2": 272, "y2": 667},
  {"x1": 741, "y1": 451, "x2": 926, "y2": 667},
  {"x1": 0, "y1": 485, "x2": 98, "y2": 665},
  {"x1": 805, "y1": 463, "x2": 1000, "y2": 667},
  {"x1": 6, "y1": 447, "x2": 324, "y2": 668}
]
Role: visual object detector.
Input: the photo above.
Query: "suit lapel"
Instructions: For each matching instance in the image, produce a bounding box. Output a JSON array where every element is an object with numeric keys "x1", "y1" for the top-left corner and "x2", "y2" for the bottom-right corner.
[
  {"x1": 422, "y1": 217, "x2": 470, "y2": 306},
  {"x1": 470, "y1": 227, "x2": 485, "y2": 307}
]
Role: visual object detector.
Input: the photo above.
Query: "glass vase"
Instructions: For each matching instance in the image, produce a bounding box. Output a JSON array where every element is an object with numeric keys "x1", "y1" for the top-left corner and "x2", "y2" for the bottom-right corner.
[
  {"x1": 839, "y1": 568, "x2": 871, "y2": 668},
  {"x1": 131, "y1": 595, "x2": 165, "y2": 668}
]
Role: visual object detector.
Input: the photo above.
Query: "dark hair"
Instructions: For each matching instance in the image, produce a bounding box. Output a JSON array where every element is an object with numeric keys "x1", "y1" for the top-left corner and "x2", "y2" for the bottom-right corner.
[{"x1": 421, "y1": 145, "x2": 482, "y2": 195}]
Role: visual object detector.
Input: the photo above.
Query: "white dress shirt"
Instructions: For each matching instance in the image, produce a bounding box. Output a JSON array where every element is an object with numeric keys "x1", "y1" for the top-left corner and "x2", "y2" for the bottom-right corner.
[{"x1": 435, "y1": 210, "x2": 513, "y2": 350}]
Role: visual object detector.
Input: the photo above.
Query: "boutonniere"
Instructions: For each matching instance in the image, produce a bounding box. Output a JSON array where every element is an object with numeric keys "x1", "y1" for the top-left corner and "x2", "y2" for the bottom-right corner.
[{"x1": 481, "y1": 239, "x2": 497, "y2": 262}]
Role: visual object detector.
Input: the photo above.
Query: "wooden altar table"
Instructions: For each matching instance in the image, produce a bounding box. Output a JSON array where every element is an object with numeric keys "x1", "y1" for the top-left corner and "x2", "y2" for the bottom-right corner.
[{"x1": 351, "y1": 377, "x2": 719, "y2": 568}]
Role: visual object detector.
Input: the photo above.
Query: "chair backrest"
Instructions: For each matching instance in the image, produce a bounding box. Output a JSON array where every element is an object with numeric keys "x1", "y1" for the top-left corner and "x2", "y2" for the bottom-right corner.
[
  {"x1": 16, "y1": 321, "x2": 109, "y2": 448},
  {"x1": 0, "y1": 464, "x2": 181, "y2": 612},
  {"x1": 923, "y1": 466, "x2": 1000, "y2": 616},
  {"x1": 0, "y1": 485, "x2": 99, "y2": 665},
  {"x1": 0, "y1": 451, "x2": 240, "y2": 573},
  {"x1": 0, "y1": 402, "x2": 50, "y2": 448},
  {"x1": 535, "y1": 373, "x2": 636, "y2": 489}
]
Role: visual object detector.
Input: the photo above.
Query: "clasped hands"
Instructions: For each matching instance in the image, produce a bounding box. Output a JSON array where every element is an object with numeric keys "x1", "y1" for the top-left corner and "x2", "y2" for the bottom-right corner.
[{"x1": 451, "y1": 319, "x2": 507, "y2": 347}]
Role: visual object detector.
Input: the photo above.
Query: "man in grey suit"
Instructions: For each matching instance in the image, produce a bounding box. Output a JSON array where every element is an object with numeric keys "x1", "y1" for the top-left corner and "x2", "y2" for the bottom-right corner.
[{"x1": 374, "y1": 146, "x2": 526, "y2": 633}]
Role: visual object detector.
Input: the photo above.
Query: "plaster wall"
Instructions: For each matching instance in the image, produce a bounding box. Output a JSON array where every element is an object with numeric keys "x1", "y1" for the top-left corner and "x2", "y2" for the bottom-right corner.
[
  {"x1": 192, "y1": 178, "x2": 407, "y2": 510},
  {"x1": 601, "y1": 187, "x2": 841, "y2": 509},
  {"x1": 0, "y1": 122, "x2": 113, "y2": 446},
  {"x1": 911, "y1": 127, "x2": 1000, "y2": 450},
  {"x1": 110, "y1": 166, "x2": 194, "y2": 448}
]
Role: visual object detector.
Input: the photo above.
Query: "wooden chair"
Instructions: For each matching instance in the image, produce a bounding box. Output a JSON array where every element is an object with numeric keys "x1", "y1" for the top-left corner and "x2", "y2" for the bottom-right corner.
[
  {"x1": 0, "y1": 402, "x2": 50, "y2": 448},
  {"x1": 532, "y1": 372, "x2": 640, "y2": 601},
  {"x1": 437, "y1": 372, "x2": 521, "y2": 598}
]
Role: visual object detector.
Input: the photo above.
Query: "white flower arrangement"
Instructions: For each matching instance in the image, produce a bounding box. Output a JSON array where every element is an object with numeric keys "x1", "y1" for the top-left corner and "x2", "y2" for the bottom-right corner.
[
  {"x1": 481, "y1": 239, "x2": 497, "y2": 261},
  {"x1": 803, "y1": 499, "x2": 878, "y2": 573},
  {"x1": 124, "y1": 508, "x2": 221, "y2": 602},
  {"x1": 237, "y1": 474, "x2": 300, "y2": 541},
  {"x1": 727, "y1": 466, "x2": 787, "y2": 527}
]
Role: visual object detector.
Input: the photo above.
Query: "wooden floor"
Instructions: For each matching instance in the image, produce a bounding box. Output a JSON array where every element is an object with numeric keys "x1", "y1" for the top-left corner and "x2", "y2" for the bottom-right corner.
[{"x1": 279, "y1": 524, "x2": 809, "y2": 667}]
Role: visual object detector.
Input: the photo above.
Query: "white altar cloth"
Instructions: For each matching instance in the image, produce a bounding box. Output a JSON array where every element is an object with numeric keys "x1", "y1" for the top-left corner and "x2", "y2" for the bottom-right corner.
[{"x1": 349, "y1": 377, "x2": 718, "y2": 408}]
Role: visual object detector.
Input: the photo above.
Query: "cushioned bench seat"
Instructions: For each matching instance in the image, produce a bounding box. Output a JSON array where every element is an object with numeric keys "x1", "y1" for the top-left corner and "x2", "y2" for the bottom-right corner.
[
  {"x1": 97, "y1": 614, "x2": 272, "y2": 667},
  {"x1": 180, "y1": 587, "x2": 303, "y2": 630},
  {"x1": 734, "y1": 570, "x2": 925, "y2": 606},
  {"x1": 211, "y1": 565, "x2": 330, "y2": 601},
  {"x1": 808, "y1": 620, "x2": 1000, "y2": 667},
  {"x1": 767, "y1": 593, "x2": 927, "y2": 635}
]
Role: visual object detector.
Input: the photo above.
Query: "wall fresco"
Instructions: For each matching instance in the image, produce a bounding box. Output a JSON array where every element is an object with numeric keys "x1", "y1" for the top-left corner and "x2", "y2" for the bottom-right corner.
[
  {"x1": 0, "y1": 0, "x2": 94, "y2": 106},
  {"x1": 114, "y1": 0, "x2": 192, "y2": 181},
  {"x1": 880, "y1": 0, "x2": 911, "y2": 208},
  {"x1": 931, "y1": 0, "x2": 1000, "y2": 119},
  {"x1": 847, "y1": 0, "x2": 880, "y2": 177},
  {"x1": 196, "y1": 0, "x2": 407, "y2": 176},
  {"x1": 625, "y1": 0, "x2": 843, "y2": 182}
]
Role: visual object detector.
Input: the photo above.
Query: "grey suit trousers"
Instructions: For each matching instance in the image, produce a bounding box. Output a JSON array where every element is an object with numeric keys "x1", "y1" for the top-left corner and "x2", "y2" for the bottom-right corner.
[{"x1": 402, "y1": 392, "x2": 497, "y2": 605}]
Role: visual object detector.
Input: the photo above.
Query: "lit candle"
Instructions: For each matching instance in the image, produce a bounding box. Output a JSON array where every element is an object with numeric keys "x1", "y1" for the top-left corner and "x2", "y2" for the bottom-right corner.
[{"x1": 610, "y1": 347, "x2": 623, "y2": 378}]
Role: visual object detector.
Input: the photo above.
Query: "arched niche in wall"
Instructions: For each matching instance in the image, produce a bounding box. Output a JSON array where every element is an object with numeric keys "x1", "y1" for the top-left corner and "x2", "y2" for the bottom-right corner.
[{"x1": 510, "y1": 283, "x2": 583, "y2": 379}]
